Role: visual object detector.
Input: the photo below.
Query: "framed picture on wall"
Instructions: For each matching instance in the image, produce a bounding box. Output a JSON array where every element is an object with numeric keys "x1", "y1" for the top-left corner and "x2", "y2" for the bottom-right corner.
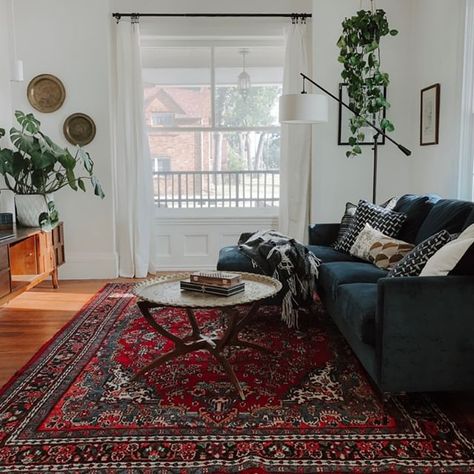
[
  {"x1": 338, "y1": 83, "x2": 387, "y2": 146},
  {"x1": 420, "y1": 83, "x2": 440, "y2": 146}
]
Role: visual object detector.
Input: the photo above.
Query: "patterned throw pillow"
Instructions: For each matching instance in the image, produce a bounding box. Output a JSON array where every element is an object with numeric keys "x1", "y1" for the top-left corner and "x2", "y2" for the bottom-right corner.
[
  {"x1": 368, "y1": 236, "x2": 415, "y2": 270},
  {"x1": 333, "y1": 198, "x2": 398, "y2": 248},
  {"x1": 388, "y1": 230, "x2": 452, "y2": 277},
  {"x1": 333, "y1": 202, "x2": 357, "y2": 247},
  {"x1": 334, "y1": 200, "x2": 407, "y2": 254},
  {"x1": 350, "y1": 224, "x2": 386, "y2": 260}
]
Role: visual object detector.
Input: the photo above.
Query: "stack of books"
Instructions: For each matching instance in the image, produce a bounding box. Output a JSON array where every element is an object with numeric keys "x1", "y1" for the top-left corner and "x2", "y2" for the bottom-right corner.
[{"x1": 180, "y1": 272, "x2": 245, "y2": 297}]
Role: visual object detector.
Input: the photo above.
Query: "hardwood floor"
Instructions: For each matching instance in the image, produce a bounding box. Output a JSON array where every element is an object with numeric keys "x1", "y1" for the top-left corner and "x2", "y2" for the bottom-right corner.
[
  {"x1": 0, "y1": 279, "x2": 472, "y2": 433},
  {"x1": 0, "y1": 279, "x2": 108, "y2": 387}
]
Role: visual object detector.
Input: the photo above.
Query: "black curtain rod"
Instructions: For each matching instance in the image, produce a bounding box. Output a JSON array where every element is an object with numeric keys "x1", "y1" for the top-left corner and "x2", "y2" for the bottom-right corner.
[{"x1": 112, "y1": 12, "x2": 312, "y2": 20}]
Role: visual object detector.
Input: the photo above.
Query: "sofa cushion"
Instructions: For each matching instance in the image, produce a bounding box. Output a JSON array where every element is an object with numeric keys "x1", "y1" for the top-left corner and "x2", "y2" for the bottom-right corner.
[
  {"x1": 333, "y1": 202, "x2": 357, "y2": 246},
  {"x1": 421, "y1": 224, "x2": 474, "y2": 277},
  {"x1": 334, "y1": 200, "x2": 407, "y2": 254},
  {"x1": 307, "y1": 245, "x2": 360, "y2": 263},
  {"x1": 319, "y1": 262, "x2": 388, "y2": 300},
  {"x1": 217, "y1": 246, "x2": 262, "y2": 274},
  {"x1": 335, "y1": 283, "x2": 378, "y2": 346},
  {"x1": 393, "y1": 194, "x2": 440, "y2": 243},
  {"x1": 388, "y1": 230, "x2": 452, "y2": 277},
  {"x1": 415, "y1": 199, "x2": 474, "y2": 244},
  {"x1": 463, "y1": 209, "x2": 474, "y2": 231}
]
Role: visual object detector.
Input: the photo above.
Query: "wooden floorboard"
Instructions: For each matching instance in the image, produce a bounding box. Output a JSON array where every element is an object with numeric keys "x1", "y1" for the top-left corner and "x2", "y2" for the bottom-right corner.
[{"x1": 0, "y1": 279, "x2": 472, "y2": 432}]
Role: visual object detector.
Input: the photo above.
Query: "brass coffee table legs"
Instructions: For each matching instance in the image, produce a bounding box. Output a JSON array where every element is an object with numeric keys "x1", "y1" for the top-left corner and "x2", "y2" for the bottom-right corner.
[{"x1": 132, "y1": 301, "x2": 272, "y2": 400}]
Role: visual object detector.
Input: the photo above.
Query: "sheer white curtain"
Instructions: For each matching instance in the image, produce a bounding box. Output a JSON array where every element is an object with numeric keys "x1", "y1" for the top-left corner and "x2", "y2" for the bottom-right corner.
[
  {"x1": 115, "y1": 19, "x2": 155, "y2": 277},
  {"x1": 279, "y1": 22, "x2": 312, "y2": 243}
]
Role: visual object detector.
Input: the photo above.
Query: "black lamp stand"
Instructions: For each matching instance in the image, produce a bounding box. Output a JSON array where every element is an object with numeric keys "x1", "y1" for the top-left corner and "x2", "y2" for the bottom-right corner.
[{"x1": 299, "y1": 73, "x2": 411, "y2": 203}]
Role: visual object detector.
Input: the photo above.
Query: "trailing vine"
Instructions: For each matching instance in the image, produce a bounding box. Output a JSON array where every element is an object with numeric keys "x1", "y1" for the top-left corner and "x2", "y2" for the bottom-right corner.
[{"x1": 337, "y1": 3, "x2": 398, "y2": 157}]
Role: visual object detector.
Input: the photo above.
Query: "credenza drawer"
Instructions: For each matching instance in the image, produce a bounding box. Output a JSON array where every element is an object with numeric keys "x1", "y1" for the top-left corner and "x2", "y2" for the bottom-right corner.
[
  {"x1": 0, "y1": 245, "x2": 9, "y2": 271},
  {"x1": 0, "y1": 268, "x2": 11, "y2": 298}
]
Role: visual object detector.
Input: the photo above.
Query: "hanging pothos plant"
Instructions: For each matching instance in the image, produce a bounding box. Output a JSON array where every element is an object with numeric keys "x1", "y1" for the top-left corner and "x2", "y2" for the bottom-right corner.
[{"x1": 337, "y1": 6, "x2": 398, "y2": 157}]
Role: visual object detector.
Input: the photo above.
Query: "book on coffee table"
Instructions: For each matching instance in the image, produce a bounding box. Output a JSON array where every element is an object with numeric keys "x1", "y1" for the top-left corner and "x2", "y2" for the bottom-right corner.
[
  {"x1": 190, "y1": 271, "x2": 241, "y2": 288},
  {"x1": 180, "y1": 279, "x2": 245, "y2": 297}
]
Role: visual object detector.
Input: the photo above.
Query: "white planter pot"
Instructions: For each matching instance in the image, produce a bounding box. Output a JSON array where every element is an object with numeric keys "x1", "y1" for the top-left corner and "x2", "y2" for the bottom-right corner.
[{"x1": 15, "y1": 194, "x2": 55, "y2": 228}]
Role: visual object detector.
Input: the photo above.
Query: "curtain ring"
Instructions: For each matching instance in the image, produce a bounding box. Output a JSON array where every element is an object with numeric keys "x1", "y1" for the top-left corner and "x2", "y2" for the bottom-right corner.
[{"x1": 131, "y1": 13, "x2": 139, "y2": 24}]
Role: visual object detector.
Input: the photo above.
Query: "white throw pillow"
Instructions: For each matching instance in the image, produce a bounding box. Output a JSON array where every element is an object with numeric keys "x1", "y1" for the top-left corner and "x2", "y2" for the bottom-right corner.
[
  {"x1": 350, "y1": 223, "x2": 385, "y2": 261},
  {"x1": 420, "y1": 223, "x2": 474, "y2": 276}
]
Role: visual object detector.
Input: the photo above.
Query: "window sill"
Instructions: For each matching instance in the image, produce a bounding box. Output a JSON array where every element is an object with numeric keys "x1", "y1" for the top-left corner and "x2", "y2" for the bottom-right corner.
[{"x1": 154, "y1": 207, "x2": 279, "y2": 220}]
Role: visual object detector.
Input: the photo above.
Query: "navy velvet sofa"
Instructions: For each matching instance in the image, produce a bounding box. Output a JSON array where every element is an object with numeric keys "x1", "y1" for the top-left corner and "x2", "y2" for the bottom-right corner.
[{"x1": 217, "y1": 194, "x2": 474, "y2": 394}]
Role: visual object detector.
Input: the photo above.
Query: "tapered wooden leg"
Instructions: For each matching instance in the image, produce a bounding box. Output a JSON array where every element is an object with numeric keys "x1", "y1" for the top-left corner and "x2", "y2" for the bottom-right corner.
[
  {"x1": 51, "y1": 269, "x2": 59, "y2": 289},
  {"x1": 231, "y1": 338, "x2": 273, "y2": 355},
  {"x1": 132, "y1": 341, "x2": 206, "y2": 381},
  {"x1": 134, "y1": 300, "x2": 271, "y2": 400},
  {"x1": 211, "y1": 350, "x2": 246, "y2": 401}
]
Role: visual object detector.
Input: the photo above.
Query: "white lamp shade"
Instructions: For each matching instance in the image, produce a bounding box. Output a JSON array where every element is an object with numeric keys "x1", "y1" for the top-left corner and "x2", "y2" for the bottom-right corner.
[
  {"x1": 11, "y1": 59, "x2": 24, "y2": 82},
  {"x1": 279, "y1": 93, "x2": 329, "y2": 124}
]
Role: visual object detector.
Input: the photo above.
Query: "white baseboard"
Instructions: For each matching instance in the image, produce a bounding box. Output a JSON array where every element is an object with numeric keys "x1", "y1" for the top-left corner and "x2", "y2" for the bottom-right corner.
[{"x1": 58, "y1": 252, "x2": 119, "y2": 279}]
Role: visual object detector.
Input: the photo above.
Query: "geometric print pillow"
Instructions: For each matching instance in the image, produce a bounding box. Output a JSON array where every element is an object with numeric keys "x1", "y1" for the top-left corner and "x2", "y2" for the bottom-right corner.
[
  {"x1": 368, "y1": 235, "x2": 415, "y2": 270},
  {"x1": 334, "y1": 200, "x2": 407, "y2": 254},
  {"x1": 388, "y1": 230, "x2": 452, "y2": 277}
]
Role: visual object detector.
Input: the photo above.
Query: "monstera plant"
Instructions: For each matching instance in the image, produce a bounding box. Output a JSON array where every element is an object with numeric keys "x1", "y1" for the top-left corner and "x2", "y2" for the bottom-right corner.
[
  {"x1": 0, "y1": 111, "x2": 104, "y2": 229},
  {"x1": 337, "y1": 7, "x2": 398, "y2": 157}
]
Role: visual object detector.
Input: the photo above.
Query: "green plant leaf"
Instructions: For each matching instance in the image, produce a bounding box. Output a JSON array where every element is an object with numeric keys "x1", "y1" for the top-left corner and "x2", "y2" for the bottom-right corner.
[
  {"x1": 77, "y1": 178, "x2": 86, "y2": 192},
  {"x1": 390, "y1": 29, "x2": 399, "y2": 36},
  {"x1": 337, "y1": 8, "x2": 397, "y2": 158},
  {"x1": 75, "y1": 146, "x2": 94, "y2": 173},
  {"x1": 58, "y1": 150, "x2": 77, "y2": 170},
  {"x1": 15, "y1": 110, "x2": 41, "y2": 134},
  {"x1": 91, "y1": 175, "x2": 105, "y2": 199},
  {"x1": 66, "y1": 168, "x2": 78, "y2": 191},
  {"x1": 0, "y1": 129, "x2": 5, "y2": 139}
]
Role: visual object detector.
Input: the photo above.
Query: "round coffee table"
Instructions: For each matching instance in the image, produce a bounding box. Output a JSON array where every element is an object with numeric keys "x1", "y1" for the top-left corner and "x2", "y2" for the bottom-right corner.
[{"x1": 132, "y1": 272, "x2": 282, "y2": 400}]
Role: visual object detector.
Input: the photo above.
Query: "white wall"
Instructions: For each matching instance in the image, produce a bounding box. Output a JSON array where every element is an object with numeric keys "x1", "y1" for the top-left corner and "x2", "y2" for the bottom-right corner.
[
  {"x1": 311, "y1": 0, "x2": 468, "y2": 224},
  {"x1": 311, "y1": 0, "x2": 415, "y2": 223},
  {"x1": 0, "y1": 0, "x2": 12, "y2": 129},
  {"x1": 409, "y1": 0, "x2": 466, "y2": 198},
  {"x1": 9, "y1": 0, "x2": 311, "y2": 277},
  {"x1": 11, "y1": 0, "x2": 117, "y2": 278}
]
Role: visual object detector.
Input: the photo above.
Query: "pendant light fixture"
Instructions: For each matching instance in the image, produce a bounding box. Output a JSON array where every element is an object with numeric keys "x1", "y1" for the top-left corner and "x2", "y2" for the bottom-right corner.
[{"x1": 238, "y1": 49, "x2": 251, "y2": 98}]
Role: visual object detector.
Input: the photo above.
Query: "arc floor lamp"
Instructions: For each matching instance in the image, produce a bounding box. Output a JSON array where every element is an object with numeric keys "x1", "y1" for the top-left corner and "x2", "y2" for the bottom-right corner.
[{"x1": 279, "y1": 73, "x2": 411, "y2": 203}]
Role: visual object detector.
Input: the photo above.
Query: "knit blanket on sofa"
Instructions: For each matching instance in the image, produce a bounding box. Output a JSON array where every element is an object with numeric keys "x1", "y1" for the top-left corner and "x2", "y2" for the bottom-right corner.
[{"x1": 238, "y1": 230, "x2": 321, "y2": 328}]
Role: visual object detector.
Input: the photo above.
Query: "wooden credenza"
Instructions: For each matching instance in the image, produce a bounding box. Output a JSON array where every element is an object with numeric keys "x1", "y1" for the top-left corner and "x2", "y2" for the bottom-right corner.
[{"x1": 0, "y1": 222, "x2": 65, "y2": 305}]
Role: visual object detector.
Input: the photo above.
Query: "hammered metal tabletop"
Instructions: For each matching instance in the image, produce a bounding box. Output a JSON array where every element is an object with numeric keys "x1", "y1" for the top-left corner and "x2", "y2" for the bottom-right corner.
[{"x1": 133, "y1": 272, "x2": 282, "y2": 308}]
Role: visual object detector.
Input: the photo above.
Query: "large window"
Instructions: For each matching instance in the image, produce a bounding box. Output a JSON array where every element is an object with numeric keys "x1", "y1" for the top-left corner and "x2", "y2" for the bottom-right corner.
[{"x1": 142, "y1": 43, "x2": 284, "y2": 208}]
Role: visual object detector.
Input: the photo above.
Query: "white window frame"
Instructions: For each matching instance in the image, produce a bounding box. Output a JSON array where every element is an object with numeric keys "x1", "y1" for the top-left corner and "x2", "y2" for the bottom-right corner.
[{"x1": 142, "y1": 38, "x2": 284, "y2": 218}]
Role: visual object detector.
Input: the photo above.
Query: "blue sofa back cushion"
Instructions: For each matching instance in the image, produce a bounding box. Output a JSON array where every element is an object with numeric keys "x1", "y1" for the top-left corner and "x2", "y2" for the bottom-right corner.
[
  {"x1": 393, "y1": 194, "x2": 440, "y2": 243},
  {"x1": 415, "y1": 199, "x2": 474, "y2": 244},
  {"x1": 449, "y1": 240, "x2": 474, "y2": 276},
  {"x1": 463, "y1": 208, "x2": 474, "y2": 231}
]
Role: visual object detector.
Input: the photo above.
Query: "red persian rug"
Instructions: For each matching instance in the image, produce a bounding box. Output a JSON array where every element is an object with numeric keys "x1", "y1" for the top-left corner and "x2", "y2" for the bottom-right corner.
[{"x1": 0, "y1": 283, "x2": 473, "y2": 473}]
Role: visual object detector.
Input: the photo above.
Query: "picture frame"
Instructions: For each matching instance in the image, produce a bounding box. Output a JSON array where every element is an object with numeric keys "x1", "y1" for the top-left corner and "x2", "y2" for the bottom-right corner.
[
  {"x1": 338, "y1": 83, "x2": 387, "y2": 146},
  {"x1": 420, "y1": 83, "x2": 440, "y2": 146}
]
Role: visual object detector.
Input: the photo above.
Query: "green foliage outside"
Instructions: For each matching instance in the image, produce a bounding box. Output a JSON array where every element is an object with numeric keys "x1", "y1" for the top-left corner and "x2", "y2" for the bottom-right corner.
[{"x1": 216, "y1": 86, "x2": 281, "y2": 170}]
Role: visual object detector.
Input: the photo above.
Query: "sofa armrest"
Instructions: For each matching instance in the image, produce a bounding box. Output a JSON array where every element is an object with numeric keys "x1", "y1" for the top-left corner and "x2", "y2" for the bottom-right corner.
[
  {"x1": 308, "y1": 223, "x2": 340, "y2": 246},
  {"x1": 376, "y1": 276, "x2": 474, "y2": 392}
]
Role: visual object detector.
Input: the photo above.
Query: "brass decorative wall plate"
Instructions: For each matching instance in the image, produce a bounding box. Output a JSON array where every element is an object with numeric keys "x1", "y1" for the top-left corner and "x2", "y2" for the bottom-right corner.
[
  {"x1": 27, "y1": 74, "x2": 66, "y2": 113},
  {"x1": 63, "y1": 113, "x2": 96, "y2": 146}
]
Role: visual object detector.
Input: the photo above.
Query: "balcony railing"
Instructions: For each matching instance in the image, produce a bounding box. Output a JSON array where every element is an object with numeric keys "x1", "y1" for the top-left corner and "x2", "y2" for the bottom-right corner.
[{"x1": 153, "y1": 170, "x2": 280, "y2": 208}]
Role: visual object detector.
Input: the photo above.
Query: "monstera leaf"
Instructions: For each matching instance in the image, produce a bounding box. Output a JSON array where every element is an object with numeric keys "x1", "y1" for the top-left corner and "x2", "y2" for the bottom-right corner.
[{"x1": 0, "y1": 110, "x2": 105, "y2": 198}]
